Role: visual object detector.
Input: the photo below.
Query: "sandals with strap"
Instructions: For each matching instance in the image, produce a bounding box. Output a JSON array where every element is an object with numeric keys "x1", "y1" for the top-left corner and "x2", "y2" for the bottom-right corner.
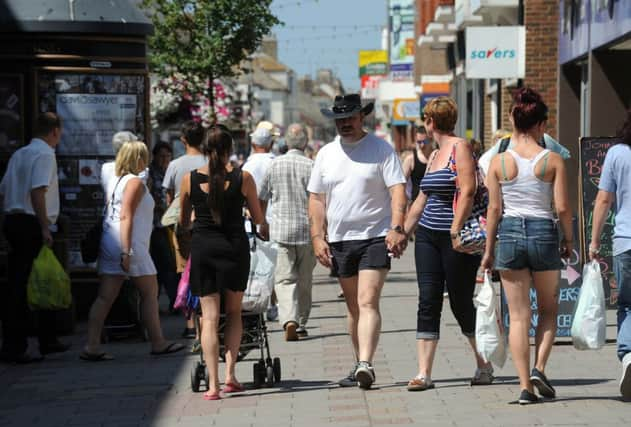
[{"x1": 407, "y1": 376, "x2": 435, "y2": 392}]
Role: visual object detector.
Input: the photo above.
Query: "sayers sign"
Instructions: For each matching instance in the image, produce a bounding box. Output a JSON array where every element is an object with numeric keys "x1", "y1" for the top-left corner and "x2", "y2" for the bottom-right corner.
[{"x1": 465, "y1": 26, "x2": 525, "y2": 79}]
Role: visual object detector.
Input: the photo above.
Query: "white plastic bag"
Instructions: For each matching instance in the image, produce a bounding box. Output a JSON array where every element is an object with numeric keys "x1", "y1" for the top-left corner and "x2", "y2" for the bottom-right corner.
[
  {"x1": 571, "y1": 261, "x2": 606, "y2": 350},
  {"x1": 242, "y1": 238, "x2": 278, "y2": 313},
  {"x1": 474, "y1": 271, "x2": 507, "y2": 368}
]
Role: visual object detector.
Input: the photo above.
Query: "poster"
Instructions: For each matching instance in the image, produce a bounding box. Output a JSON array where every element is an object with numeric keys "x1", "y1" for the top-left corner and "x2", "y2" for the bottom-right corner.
[
  {"x1": 0, "y1": 74, "x2": 23, "y2": 153},
  {"x1": 389, "y1": 0, "x2": 415, "y2": 80},
  {"x1": 56, "y1": 94, "x2": 137, "y2": 155},
  {"x1": 358, "y1": 50, "x2": 388, "y2": 77}
]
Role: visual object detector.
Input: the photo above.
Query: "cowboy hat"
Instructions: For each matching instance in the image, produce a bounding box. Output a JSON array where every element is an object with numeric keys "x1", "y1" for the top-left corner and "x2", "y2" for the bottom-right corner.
[{"x1": 321, "y1": 94, "x2": 374, "y2": 119}]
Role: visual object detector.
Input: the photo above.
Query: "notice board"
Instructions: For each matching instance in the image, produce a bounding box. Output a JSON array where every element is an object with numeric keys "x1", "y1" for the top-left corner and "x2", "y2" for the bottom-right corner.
[{"x1": 579, "y1": 137, "x2": 619, "y2": 307}]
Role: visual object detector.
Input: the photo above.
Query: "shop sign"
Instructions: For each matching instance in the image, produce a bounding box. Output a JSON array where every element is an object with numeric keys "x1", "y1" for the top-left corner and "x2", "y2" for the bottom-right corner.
[
  {"x1": 389, "y1": 0, "x2": 415, "y2": 79},
  {"x1": 358, "y1": 50, "x2": 388, "y2": 77},
  {"x1": 465, "y1": 26, "x2": 525, "y2": 79},
  {"x1": 361, "y1": 75, "x2": 383, "y2": 100},
  {"x1": 392, "y1": 98, "x2": 420, "y2": 121}
]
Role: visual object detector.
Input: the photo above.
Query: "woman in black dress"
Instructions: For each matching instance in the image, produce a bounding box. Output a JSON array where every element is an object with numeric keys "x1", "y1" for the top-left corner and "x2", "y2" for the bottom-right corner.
[{"x1": 179, "y1": 125, "x2": 264, "y2": 400}]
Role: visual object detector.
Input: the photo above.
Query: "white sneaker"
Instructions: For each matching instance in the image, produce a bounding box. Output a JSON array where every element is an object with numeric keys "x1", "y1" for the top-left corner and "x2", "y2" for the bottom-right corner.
[
  {"x1": 354, "y1": 361, "x2": 375, "y2": 389},
  {"x1": 621, "y1": 353, "x2": 631, "y2": 399}
]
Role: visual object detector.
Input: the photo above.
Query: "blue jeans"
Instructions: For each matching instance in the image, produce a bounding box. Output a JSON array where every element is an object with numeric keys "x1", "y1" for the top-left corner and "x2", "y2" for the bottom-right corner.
[{"x1": 614, "y1": 250, "x2": 631, "y2": 360}]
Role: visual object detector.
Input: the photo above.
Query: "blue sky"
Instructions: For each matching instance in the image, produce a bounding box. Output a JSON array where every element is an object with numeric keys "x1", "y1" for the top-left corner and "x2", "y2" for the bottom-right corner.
[{"x1": 270, "y1": 0, "x2": 388, "y2": 92}]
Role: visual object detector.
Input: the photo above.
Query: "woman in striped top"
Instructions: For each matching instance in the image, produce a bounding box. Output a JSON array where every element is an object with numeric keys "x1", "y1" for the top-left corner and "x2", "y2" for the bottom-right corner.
[{"x1": 403, "y1": 97, "x2": 493, "y2": 391}]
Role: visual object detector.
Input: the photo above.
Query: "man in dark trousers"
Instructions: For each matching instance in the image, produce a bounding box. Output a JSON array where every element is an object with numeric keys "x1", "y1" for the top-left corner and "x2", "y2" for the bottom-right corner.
[{"x1": 0, "y1": 112, "x2": 69, "y2": 363}]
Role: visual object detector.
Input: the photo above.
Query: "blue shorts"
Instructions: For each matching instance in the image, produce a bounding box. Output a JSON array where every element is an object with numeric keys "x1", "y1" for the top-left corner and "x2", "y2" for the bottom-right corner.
[{"x1": 494, "y1": 217, "x2": 563, "y2": 272}]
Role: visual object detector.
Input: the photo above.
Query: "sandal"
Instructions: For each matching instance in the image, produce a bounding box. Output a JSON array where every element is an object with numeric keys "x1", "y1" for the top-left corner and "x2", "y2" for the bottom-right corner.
[
  {"x1": 150, "y1": 342, "x2": 185, "y2": 356},
  {"x1": 203, "y1": 391, "x2": 221, "y2": 401},
  {"x1": 407, "y1": 376, "x2": 434, "y2": 391},
  {"x1": 79, "y1": 351, "x2": 115, "y2": 362},
  {"x1": 223, "y1": 382, "x2": 245, "y2": 393}
]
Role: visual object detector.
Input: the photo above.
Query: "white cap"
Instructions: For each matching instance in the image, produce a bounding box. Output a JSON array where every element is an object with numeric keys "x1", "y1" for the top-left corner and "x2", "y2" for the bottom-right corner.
[{"x1": 250, "y1": 127, "x2": 273, "y2": 147}]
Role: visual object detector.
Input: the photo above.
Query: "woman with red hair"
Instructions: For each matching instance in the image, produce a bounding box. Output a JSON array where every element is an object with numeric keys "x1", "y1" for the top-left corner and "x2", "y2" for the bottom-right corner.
[{"x1": 481, "y1": 88, "x2": 573, "y2": 404}]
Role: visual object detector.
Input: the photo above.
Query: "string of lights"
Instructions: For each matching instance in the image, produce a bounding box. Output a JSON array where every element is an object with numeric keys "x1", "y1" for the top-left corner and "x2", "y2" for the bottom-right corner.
[{"x1": 277, "y1": 28, "x2": 379, "y2": 43}]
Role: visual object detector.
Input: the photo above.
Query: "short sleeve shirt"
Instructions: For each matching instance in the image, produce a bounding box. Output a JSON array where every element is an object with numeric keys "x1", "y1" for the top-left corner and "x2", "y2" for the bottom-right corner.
[
  {"x1": 0, "y1": 138, "x2": 59, "y2": 224},
  {"x1": 163, "y1": 154, "x2": 207, "y2": 198},
  {"x1": 598, "y1": 143, "x2": 631, "y2": 256},
  {"x1": 307, "y1": 133, "x2": 406, "y2": 242}
]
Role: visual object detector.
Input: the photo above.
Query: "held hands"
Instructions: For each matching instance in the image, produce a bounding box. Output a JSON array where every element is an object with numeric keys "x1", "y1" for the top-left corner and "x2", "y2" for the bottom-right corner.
[
  {"x1": 312, "y1": 236, "x2": 333, "y2": 268},
  {"x1": 385, "y1": 229, "x2": 407, "y2": 258}
]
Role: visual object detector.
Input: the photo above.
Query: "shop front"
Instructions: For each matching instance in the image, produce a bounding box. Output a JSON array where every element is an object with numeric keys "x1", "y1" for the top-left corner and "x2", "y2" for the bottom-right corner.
[{"x1": 0, "y1": 0, "x2": 153, "y2": 318}]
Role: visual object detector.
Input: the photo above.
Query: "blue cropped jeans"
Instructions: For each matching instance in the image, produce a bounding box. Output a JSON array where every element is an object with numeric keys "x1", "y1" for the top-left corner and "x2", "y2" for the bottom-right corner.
[{"x1": 614, "y1": 250, "x2": 631, "y2": 361}]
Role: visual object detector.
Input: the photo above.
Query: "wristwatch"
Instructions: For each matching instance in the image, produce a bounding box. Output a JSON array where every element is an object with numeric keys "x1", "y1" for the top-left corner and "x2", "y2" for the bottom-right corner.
[
  {"x1": 120, "y1": 248, "x2": 134, "y2": 257},
  {"x1": 390, "y1": 225, "x2": 404, "y2": 234}
]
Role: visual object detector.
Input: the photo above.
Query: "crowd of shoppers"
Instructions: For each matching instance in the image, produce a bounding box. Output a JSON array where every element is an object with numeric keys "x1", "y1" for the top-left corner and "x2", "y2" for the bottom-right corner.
[{"x1": 2, "y1": 88, "x2": 631, "y2": 404}]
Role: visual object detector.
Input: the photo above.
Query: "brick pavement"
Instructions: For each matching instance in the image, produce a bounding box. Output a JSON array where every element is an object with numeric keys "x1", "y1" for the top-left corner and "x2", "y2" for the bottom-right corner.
[{"x1": 1, "y1": 248, "x2": 630, "y2": 426}]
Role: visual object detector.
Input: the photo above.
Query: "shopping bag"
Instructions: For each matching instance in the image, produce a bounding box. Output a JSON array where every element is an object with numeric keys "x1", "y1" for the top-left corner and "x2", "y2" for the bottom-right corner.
[
  {"x1": 174, "y1": 257, "x2": 191, "y2": 313},
  {"x1": 242, "y1": 237, "x2": 277, "y2": 313},
  {"x1": 27, "y1": 246, "x2": 72, "y2": 310},
  {"x1": 571, "y1": 261, "x2": 606, "y2": 350},
  {"x1": 161, "y1": 196, "x2": 180, "y2": 227},
  {"x1": 474, "y1": 271, "x2": 506, "y2": 367}
]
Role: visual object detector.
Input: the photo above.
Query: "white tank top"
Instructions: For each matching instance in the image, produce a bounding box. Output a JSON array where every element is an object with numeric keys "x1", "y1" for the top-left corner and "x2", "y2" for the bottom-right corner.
[{"x1": 500, "y1": 149, "x2": 553, "y2": 220}]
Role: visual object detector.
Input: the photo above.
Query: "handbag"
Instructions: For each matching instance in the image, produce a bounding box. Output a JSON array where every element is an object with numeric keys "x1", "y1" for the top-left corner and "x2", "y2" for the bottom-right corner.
[
  {"x1": 450, "y1": 144, "x2": 488, "y2": 254},
  {"x1": 160, "y1": 196, "x2": 180, "y2": 227},
  {"x1": 80, "y1": 175, "x2": 125, "y2": 263}
]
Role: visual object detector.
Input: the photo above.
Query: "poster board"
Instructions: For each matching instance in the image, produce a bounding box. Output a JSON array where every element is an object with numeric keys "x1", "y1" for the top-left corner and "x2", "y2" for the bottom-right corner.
[
  {"x1": 37, "y1": 71, "x2": 148, "y2": 269},
  {"x1": 579, "y1": 137, "x2": 619, "y2": 307},
  {"x1": 0, "y1": 74, "x2": 24, "y2": 154}
]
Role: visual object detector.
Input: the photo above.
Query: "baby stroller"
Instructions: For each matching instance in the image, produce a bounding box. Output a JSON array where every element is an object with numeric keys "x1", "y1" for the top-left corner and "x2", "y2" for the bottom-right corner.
[{"x1": 189, "y1": 235, "x2": 281, "y2": 392}]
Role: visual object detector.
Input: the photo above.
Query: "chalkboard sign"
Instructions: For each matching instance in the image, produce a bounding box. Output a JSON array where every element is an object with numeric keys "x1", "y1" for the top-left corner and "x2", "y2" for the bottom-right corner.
[{"x1": 579, "y1": 137, "x2": 620, "y2": 307}]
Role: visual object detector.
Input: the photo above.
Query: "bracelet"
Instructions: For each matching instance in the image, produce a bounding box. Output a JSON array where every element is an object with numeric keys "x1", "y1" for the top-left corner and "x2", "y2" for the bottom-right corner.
[
  {"x1": 588, "y1": 246, "x2": 600, "y2": 254},
  {"x1": 120, "y1": 248, "x2": 134, "y2": 257}
]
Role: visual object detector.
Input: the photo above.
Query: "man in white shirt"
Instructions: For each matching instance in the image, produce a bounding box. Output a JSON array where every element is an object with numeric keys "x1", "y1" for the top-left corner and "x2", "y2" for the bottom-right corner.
[
  {"x1": 308, "y1": 94, "x2": 407, "y2": 389},
  {"x1": 0, "y1": 113, "x2": 68, "y2": 363},
  {"x1": 243, "y1": 123, "x2": 278, "y2": 321}
]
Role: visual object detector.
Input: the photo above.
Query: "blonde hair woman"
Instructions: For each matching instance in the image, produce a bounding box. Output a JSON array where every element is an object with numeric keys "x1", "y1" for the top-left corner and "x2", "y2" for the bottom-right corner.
[{"x1": 82, "y1": 141, "x2": 184, "y2": 361}]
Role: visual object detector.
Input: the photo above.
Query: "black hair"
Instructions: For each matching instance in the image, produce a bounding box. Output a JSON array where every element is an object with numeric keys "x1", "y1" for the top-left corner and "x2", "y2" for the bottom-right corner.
[
  {"x1": 152, "y1": 142, "x2": 172, "y2": 156},
  {"x1": 181, "y1": 120, "x2": 204, "y2": 148}
]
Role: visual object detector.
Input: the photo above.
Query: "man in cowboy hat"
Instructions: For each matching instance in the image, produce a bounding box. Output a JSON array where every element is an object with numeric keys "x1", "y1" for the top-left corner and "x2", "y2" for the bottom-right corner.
[{"x1": 308, "y1": 94, "x2": 407, "y2": 389}]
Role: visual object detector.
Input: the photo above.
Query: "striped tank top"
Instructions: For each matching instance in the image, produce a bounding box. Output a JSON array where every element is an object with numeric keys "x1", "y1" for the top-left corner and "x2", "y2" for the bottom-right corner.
[{"x1": 419, "y1": 165, "x2": 457, "y2": 231}]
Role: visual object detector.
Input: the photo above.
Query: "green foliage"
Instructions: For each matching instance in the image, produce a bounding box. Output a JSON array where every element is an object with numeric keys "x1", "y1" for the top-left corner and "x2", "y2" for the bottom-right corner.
[{"x1": 142, "y1": 0, "x2": 280, "y2": 84}]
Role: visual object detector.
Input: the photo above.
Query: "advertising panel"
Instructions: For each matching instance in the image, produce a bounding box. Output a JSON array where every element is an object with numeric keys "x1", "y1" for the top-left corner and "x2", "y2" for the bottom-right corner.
[
  {"x1": 389, "y1": 0, "x2": 415, "y2": 80},
  {"x1": 359, "y1": 50, "x2": 388, "y2": 77},
  {"x1": 465, "y1": 26, "x2": 525, "y2": 79},
  {"x1": 361, "y1": 75, "x2": 383, "y2": 100},
  {"x1": 392, "y1": 98, "x2": 420, "y2": 122}
]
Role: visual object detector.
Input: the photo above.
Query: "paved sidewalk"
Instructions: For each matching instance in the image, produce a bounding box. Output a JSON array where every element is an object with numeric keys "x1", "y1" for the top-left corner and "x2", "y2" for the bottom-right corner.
[{"x1": 1, "y1": 248, "x2": 630, "y2": 427}]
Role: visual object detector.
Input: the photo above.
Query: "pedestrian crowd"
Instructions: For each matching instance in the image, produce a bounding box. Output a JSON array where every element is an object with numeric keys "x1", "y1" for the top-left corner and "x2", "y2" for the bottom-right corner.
[{"x1": 0, "y1": 87, "x2": 630, "y2": 405}]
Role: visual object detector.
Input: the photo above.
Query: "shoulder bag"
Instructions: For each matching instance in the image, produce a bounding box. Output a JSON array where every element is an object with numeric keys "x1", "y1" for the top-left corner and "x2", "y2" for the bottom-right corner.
[
  {"x1": 80, "y1": 175, "x2": 125, "y2": 263},
  {"x1": 450, "y1": 144, "x2": 488, "y2": 255}
]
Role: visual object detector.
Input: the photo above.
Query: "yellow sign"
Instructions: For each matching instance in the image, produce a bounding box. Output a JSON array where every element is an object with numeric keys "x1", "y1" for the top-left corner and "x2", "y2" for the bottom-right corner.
[
  {"x1": 358, "y1": 50, "x2": 388, "y2": 77},
  {"x1": 393, "y1": 98, "x2": 420, "y2": 121}
]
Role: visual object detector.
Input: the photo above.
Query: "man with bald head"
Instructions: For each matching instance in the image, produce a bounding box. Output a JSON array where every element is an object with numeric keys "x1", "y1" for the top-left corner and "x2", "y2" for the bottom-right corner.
[{"x1": 259, "y1": 123, "x2": 316, "y2": 341}]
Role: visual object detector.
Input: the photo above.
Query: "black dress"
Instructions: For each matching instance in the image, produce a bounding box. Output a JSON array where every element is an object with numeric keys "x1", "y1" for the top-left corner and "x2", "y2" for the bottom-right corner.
[{"x1": 189, "y1": 169, "x2": 250, "y2": 296}]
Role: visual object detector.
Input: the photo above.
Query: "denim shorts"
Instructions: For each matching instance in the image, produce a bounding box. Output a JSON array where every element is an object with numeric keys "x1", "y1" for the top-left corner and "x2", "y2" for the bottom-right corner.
[{"x1": 494, "y1": 217, "x2": 563, "y2": 272}]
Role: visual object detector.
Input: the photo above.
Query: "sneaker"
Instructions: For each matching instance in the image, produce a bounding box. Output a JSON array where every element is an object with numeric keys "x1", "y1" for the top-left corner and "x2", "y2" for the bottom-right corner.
[
  {"x1": 266, "y1": 304, "x2": 278, "y2": 322},
  {"x1": 518, "y1": 389, "x2": 540, "y2": 405},
  {"x1": 190, "y1": 340, "x2": 201, "y2": 354},
  {"x1": 471, "y1": 365, "x2": 494, "y2": 385},
  {"x1": 296, "y1": 327, "x2": 308, "y2": 337},
  {"x1": 621, "y1": 353, "x2": 631, "y2": 399},
  {"x1": 284, "y1": 322, "x2": 299, "y2": 341},
  {"x1": 181, "y1": 328, "x2": 196, "y2": 339},
  {"x1": 338, "y1": 362, "x2": 359, "y2": 387},
  {"x1": 530, "y1": 368, "x2": 556, "y2": 398},
  {"x1": 354, "y1": 361, "x2": 375, "y2": 390}
]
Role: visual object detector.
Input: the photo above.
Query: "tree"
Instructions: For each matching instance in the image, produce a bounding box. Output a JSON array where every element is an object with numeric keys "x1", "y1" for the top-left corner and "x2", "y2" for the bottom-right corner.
[{"x1": 142, "y1": 0, "x2": 280, "y2": 119}]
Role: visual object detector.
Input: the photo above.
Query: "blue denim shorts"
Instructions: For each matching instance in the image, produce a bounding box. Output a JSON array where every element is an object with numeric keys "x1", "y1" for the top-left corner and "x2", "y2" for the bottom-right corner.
[{"x1": 494, "y1": 217, "x2": 563, "y2": 272}]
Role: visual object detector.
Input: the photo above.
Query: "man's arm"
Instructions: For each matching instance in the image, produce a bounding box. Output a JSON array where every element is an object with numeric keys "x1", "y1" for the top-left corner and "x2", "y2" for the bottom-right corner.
[
  {"x1": 589, "y1": 190, "x2": 614, "y2": 260},
  {"x1": 308, "y1": 192, "x2": 332, "y2": 268},
  {"x1": 31, "y1": 186, "x2": 52, "y2": 246},
  {"x1": 385, "y1": 183, "x2": 407, "y2": 257}
]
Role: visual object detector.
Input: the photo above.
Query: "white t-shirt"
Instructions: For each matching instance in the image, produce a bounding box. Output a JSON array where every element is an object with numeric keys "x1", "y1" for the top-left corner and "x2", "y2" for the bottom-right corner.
[
  {"x1": 0, "y1": 138, "x2": 60, "y2": 224},
  {"x1": 307, "y1": 133, "x2": 405, "y2": 242},
  {"x1": 243, "y1": 152, "x2": 275, "y2": 225}
]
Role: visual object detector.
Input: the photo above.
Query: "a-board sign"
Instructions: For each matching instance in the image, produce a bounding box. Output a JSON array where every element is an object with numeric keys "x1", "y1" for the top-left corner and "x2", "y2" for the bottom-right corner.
[
  {"x1": 579, "y1": 137, "x2": 620, "y2": 307},
  {"x1": 501, "y1": 219, "x2": 582, "y2": 337}
]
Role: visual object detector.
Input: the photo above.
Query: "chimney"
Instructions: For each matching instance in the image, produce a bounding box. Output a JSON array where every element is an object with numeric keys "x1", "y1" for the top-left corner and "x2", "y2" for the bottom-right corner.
[{"x1": 261, "y1": 35, "x2": 278, "y2": 59}]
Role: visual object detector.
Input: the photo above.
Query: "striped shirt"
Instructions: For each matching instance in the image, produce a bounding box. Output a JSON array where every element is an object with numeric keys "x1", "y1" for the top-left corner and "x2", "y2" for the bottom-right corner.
[
  {"x1": 419, "y1": 167, "x2": 457, "y2": 231},
  {"x1": 259, "y1": 149, "x2": 313, "y2": 245}
]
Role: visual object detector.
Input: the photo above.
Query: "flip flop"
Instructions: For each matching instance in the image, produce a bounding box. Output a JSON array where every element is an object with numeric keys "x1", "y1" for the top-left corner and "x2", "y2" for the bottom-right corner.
[
  {"x1": 150, "y1": 342, "x2": 185, "y2": 356},
  {"x1": 223, "y1": 382, "x2": 245, "y2": 393},
  {"x1": 203, "y1": 392, "x2": 221, "y2": 401},
  {"x1": 79, "y1": 351, "x2": 114, "y2": 362}
]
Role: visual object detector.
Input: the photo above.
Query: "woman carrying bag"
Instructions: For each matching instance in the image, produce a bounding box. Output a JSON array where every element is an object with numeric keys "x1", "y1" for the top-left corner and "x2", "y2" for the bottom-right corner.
[
  {"x1": 81, "y1": 141, "x2": 184, "y2": 361},
  {"x1": 481, "y1": 88, "x2": 572, "y2": 404}
]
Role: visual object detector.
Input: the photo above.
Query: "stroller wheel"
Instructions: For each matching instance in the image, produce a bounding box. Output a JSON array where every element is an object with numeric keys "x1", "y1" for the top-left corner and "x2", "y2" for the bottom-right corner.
[
  {"x1": 273, "y1": 357, "x2": 281, "y2": 383},
  {"x1": 266, "y1": 365, "x2": 274, "y2": 387},
  {"x1": 253, "y1": 363, "x2": 262, "y2": 388},
  {"x1": 191, "y1": 366, "x2": 201, "y2": 392},
  {"x1": 203, "y1": 364, "x2": 209, "y2": 391}
]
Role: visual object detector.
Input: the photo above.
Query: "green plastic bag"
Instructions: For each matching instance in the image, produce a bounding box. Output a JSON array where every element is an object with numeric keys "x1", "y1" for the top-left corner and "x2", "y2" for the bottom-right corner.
[{"x1": 27, "y1": 246, "x2": 72, "y2": 310}]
